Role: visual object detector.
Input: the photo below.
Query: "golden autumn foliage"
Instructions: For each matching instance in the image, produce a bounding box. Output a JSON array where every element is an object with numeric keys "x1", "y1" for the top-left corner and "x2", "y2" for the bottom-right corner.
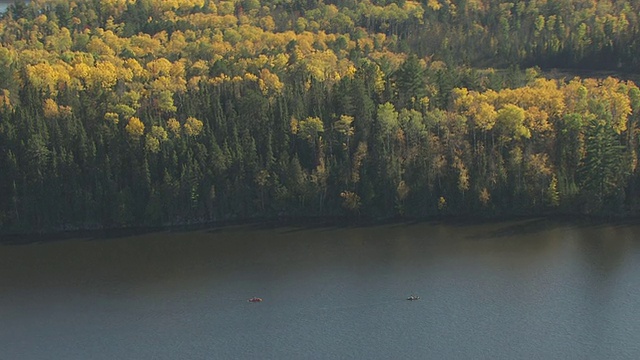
[
  {"x1": 427, "y1": 0, "x2": 443, "y2": 11},
  {"x1": 125, "y1": 116, "x2": 145, "y2": 138},
  {"x1": 167, "y1": 118, "x2": 181, "y2": 136},
  {"x1": 26, "y1": 63, "x2": 64, "y2": 95},
  {"x1": 184, "y1": 117, "x2": 204, "y2": 136},
  {"x1": 145, "y1": 135, "x2": 160, "y2": 153},
  {"x1": 290, "y1": 117, "x2": 299, "y2": 134},
  {"x1": 147, "y1": 58, "x2": 173, "y2": 78},
  {"x1": 0, "y1": 89, "x2": 12, "y2": 110},
  {"x1": 335, "y1": 115, "x2": 355, "y2": 137},
  {"x1": 449, "y1": 77, "x2": 638, "y2": 142},
  {"x1": 258, "y1": 68, "x2": 283, "y2": 95},
  {"x1": 87, "y1": 37, "x2": 116, "y2": 57},
  {"x1": 496, "y1": 104, "x2": 530, "y2": 141},
  {"x1": 43, "y1": 98, "x2": 59, "y2": 118},
  {"x1": 4, "y1": 0, "x2": 640, "y2": 229},
  {"x1": 104, "y1": 112, "x2": 119, "y2": 125},
  {"x1": 151, "y1": 125, "x2": 168, "y2": 141},
  {"x1": 298, "y1": 116, "x2": 324, "y2": 143},
  {"x1": 90, "y1": 61, "x2": 118, "y2": 89}
]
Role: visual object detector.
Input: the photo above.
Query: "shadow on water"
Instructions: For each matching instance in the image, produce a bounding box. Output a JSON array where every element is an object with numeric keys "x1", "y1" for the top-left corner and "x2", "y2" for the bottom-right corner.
[
  {"x1": 4, "y1": 214, "x2": 640, "y2": 246},
  {"x1": 0, "y1": 218, "x2": 430, "y2": 294},
  {"x1": 462, "y1": 218, "x2": 555, "y2": 240},
  {"x1": 1, "y1": 217, "x2": 375, "y2": 246},
  {"x1": 0, "y1": 226, "x2": 177, "y2": 246},
  {"x1": 458, "y1": 215, "x2": 640, "y2": 241},
  {"x1": 1, "y1": 219, "x2": 301, "y2": 246}
]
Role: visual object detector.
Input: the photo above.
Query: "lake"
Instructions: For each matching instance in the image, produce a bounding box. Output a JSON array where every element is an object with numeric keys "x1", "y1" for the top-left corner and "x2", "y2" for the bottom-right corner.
[{"x1": 1, "y1": 219, "x2": 640, "y2": 359}]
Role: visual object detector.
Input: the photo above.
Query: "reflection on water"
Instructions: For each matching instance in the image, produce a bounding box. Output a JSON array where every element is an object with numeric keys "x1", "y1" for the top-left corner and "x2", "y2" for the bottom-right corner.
[{"x1": 1, "y1": 219, "x2": 640, "y2": 359}]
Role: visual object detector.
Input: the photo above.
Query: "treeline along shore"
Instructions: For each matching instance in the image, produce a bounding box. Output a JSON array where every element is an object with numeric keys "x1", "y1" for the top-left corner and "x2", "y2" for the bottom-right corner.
[{"x1": 1, "y1": 0, "x2": 640, "y2": 234}]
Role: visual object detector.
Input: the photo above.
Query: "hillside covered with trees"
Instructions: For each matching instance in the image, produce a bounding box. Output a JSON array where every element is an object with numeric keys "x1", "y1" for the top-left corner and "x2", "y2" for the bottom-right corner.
[{"x1": 1, "y1": 0, "x2": 640, "y2": 232}]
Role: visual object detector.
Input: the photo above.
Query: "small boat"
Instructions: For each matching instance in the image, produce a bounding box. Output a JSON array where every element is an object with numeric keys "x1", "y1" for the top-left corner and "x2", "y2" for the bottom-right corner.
[
  {"x1": 407, "y1": 295, "x2": 420, "y2": 301},
  {"x1": 248, "y1": 297, "x2": 263, "y2": 303}
]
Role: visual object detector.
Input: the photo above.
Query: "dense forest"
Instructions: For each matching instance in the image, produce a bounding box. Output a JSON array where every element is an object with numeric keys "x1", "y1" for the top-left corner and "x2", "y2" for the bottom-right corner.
[{"x1": 1, "y1": 0, "x2": 640, "y2": 233}]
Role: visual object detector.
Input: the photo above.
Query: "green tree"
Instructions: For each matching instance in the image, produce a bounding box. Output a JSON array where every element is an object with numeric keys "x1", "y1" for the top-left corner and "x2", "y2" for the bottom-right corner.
[{"x1": 579, "y1": 118, "x2": 626, "y2": 212}]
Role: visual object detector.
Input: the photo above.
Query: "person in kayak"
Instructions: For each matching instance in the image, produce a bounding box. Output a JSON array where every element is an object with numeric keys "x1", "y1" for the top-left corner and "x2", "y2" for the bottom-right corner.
[{"x1": 248, "y1": 297, "x2": 263, "y2": 303}]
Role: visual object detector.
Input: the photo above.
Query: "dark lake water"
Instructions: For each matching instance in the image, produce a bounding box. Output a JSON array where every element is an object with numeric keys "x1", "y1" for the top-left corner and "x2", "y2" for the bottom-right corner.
[{"x1": 1, "y1": 219, "x2": 640, "y2": 359}]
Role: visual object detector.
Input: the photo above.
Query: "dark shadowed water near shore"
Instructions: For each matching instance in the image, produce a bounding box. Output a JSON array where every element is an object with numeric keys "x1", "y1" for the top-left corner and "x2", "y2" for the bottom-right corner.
[{"x1": 1, "y1": 219, "x2": 640, "y2": 359}]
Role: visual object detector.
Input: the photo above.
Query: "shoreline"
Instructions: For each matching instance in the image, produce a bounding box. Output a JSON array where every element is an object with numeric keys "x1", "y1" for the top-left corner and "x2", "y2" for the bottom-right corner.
[{"x1": 2, "y1": 212, "x2": 639, "y2": 245}]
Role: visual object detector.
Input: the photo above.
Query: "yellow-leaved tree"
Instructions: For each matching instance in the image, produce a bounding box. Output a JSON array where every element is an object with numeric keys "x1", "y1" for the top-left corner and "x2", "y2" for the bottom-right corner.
[
  {"x1": 43, "y1": 98, "x2": 59, "y2": 118},
  {"x1": 145, "y1": 125, "x2": 168, "y2": 153},
  {"x1": 167, "y1": 118, "x2": 181, "y2": 137},
  {"x1": 104, "y1": 112, "x2": 119, "y2": 125},
  {"x1": 125, "y1": 116, "x2": 145, "y2": 139},
  {"x1": 496, "y1": 104, "x2": 530, "y2": 141},
  {"x1": 184, "y1": 117, "x2": 204, "y2": 136}
]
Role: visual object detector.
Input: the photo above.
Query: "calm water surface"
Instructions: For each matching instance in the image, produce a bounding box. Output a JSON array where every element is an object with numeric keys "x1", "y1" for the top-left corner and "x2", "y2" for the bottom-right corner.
[{"x1": 1, "y1": 219, "x2": 640, "y2": 359}]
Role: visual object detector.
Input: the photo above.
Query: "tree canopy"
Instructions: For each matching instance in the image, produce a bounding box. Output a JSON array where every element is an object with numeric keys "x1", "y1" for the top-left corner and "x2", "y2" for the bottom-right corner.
[{"x1": 1, "y1": 0, "x2": 640, "y2": 232}]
